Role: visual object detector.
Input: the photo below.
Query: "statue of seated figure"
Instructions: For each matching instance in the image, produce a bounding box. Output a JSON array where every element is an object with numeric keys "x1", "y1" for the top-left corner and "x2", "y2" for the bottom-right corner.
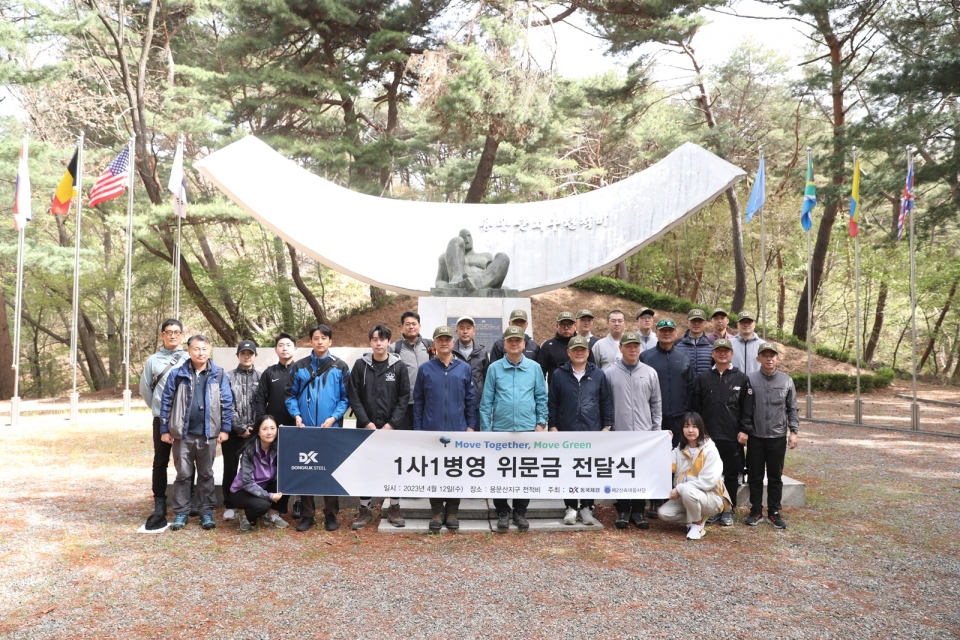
[{"x1": 435, "y1": 229, "x2": 510, "y2": 292}]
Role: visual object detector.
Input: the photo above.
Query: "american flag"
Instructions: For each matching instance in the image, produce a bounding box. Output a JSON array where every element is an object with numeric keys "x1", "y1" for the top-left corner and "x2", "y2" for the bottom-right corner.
[
  {"x1": 88, "y1": 146, "x2": 130, "y2": 208},
  {"x1": 896, "y1": 158, "x2": 914, "y2": 242}
]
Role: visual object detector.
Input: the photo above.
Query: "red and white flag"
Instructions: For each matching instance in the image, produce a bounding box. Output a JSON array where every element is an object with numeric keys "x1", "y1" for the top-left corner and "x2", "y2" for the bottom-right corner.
[{"x1": 88, "y1": 146, "x2": 130, "y2": 207}]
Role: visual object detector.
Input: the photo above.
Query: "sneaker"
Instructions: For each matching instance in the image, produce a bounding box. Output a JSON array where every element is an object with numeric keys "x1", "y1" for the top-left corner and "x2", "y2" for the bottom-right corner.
[
  {"x1": 295, "y1": 516, "x2": 316, "y2": 532},
  {"x1": 719, "y1": 511, "x2": 735, "y2": 527},
  {"x1": 579, "y1": 507, "x2": 598, "y2": 526},
  {"x1": 200, "y1": 513, "x2": 216, "y2": 530},
  {"x1": 292, "y1": 499, "x2": 303, "y2": 520},
  {"x1": 686, "y1": 522, "x2": 707, "y2": 540},
  {"x1": 445, "y1": 511, "x2": 460, "y2": 530},
  {"x1": 744, "y1": 511, "x2": 764, "y2": 527},
  {"x1": 615, "y1": 512, "x2": 630, "y2": 530},
  {"x1": 563, "y1": 507, "x2": 577, "y2": 525},
  {"x1": 222, "y1": 508, "x2": 235, "y2": 521},
  {"x1": 324, "y1": 512, "x2": 339, "y2": 531},
  {"x1": 265, "y1": 512, "x2": 288, "y2": 529},
  {"x1": 170, "y1": 512, "x2": 189, "y2": 531},
  {"x1": 496, "y1": 513, "x2": 510, "y2": 532},
  {"x1": 352, "y1": 506, "x2": 373, "y2": 530},
  {"x1": 513, "y1": 512, "x2": 529, "y2": 531},
  {"x1": 706, "y1": 513, "x2": 723, "y2": 525},
  {"x1": 239, "y1": 514, "x2": 252, "y2": 532},
  {"x1": 768, "y1": 511, "x2": 787, "y2": 529},
  {"x1": 631, "y1": 510, "x2": 649, "y2": 530},
  {"x1": 386, "y1": 503, "x2": 406, "y2": 528},
  {"x1": 429, "y1": 513, "x2": 444, "y2": 531},
  {"x1": 645, "y1": 507, "x2": 659, "y2": 520}
]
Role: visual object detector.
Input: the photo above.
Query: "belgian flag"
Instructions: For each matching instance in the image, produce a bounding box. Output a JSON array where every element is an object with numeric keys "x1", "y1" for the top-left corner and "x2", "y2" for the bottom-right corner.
[{"x1": 51, "y1": 149, "x2": 78, "y2": 215}]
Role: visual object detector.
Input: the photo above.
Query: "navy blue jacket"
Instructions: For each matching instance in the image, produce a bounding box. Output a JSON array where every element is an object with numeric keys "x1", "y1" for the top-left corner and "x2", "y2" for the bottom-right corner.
[
  {"x1": 640, "y1": 344, "x2": 695, "y2": 418},
  {"x1": 676, "y1": 332, "x2": 715, "y2": 379},
  {"x1": 413, "y1": 357, "x2": 477, "y2": 431},
  {"x1": 548, "y1": 361, "x2": 614, "y2": 431}
]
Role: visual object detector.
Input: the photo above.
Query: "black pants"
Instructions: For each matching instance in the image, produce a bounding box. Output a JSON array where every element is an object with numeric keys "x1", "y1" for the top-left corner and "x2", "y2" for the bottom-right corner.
[
  {"x1": 493, "y1": 499, "x2": 529, "y2": 516},
  {"x1": 614, "y1": 499, "x2": 645, "y2": 514},
  {"x1": 152, "y1": 417, "x2": 194, "y2": 499},
  {"x1": 220, "y1": 431, "x2": 243, "y2": 509},
  {"x1": 231, "y1": 479, "x2": 290, "y2": 522},
  {"x1": 564, "y1": 499, "x2": 594, "y2": 509},
  {"x1": 714, "y1": 439, "x2": 744, "y2": 509},
  {"x1": 399, "y1": 404, "x2": 415, "y2": 431},
  {"x1": 429, "y1": 498, "x2": 461, "y2": 513},
  {"x1": 662, "y1": 414, "x2": 685, "y2": 448},
  {"x1": 301, "y1": 495, "x2": 339, "y2": 518},
  {"x1": 747, "y1": 435, "x2": 787, "y2": 512}
]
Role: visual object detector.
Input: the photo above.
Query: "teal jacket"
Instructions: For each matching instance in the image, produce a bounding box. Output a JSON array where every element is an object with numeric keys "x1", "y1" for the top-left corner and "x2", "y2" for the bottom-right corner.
[{"x1": 479, "y1": 355, "x2": 548, "y2": 432}]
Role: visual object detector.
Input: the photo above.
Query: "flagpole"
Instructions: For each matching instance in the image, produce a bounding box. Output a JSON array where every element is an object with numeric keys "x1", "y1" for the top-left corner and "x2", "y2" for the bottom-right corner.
[
  {"x1": 10, "y1": 134, "x2": 28, "y2": 427},
  {"x1": 908, "y1": 146, "x2": 919, "y2": 430},
  {"x1": 852, "y1": 147, "x2": 862, "y2": 424},
  {"x1": 171, "y1": 134, "x2": 184, "y2": 320},
  {"x1": 69, "y1": 132, "x2": 85, "y2": 422},
  {"x1": 758, "y1": 146, "x2": 766, "y2": 340},
  {"x1": 122, "y1": 135, "x2": 136, "y2": 417},
  {"x1": 805, "y1": 147, "x2": 813, "y2": 419}
]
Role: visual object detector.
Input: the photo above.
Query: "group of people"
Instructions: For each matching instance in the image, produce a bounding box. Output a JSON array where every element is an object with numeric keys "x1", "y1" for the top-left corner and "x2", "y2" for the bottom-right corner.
[{"x1": 141, "y1": 305, "x2": 799, "y2": 541}]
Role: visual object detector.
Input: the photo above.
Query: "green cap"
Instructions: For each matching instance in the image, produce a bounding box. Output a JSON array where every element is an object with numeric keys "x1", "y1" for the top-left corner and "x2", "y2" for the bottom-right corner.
[
  {"x1": 433, "y1": 326, "x2": 454, "y2": 339},
  {"x1": 508, "y1": 309, "x2": 528, "y2": 322},
  {"x1": 711, "y1": 307, "x2": 728, "y2": 319},
  {"x1": 636, "y1": 307, "x2": 655, "y2": 319},
  {"x1": 620, "y1": 331, "x2": 641, "y2": 345},
  {"x1": 576, "y1": 309, "x2": 595, "y2": 319},
  {"x1": 737, "y1": 311, "x2": 756, "y2": 322},
  {"x1": 688, "y1": 308, "x2": 707, "y2": 321},
  {"x1": 503, "y1": 325, "x2": 526, "y2": 340},
  {"x1": 712, "y1": 338, "x2": 734, "y2": 351},
  {"x1": 557, "y1": 311, "x2": 575, "y2": 323},
  {"x1": 758, "y1": 341, "x2": 780, "y2": 354},
  {"x1": 567, "y1": 335, "x2": 590, "y2": 350},
  {"x1": 656, "y1": 319, "x2": 676, "y2": 330}
]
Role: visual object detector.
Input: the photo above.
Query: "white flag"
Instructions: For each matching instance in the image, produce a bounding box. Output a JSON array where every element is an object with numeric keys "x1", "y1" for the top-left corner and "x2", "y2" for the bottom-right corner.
[
  {"x1": 13, "y1": 136, "x2": 32, "y2": 230},
  {"x1": 167, "y1": 140, "x2": 188, "y2": 219}
]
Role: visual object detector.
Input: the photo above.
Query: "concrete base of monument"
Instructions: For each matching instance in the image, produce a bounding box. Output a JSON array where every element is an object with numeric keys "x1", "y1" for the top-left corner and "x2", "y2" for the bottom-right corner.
[
  {"x1": 417, "y1": 296, "x2": 533, "y2": 347},
  {"x1": 735, "y1": 475, "x2": 806, "y2": 508}
]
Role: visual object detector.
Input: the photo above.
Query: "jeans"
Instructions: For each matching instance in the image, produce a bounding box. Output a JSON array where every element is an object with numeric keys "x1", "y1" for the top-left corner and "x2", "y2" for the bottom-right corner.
[
  {"x1": 747, "y1": 435, "x2": 788, "y2": 512},
  {"x1": 172, "y1": 433, "x2": 217, "y2": 515},
  {"x1": 231, "y1": 479, "x2": 290, "y2": 522},
  {"x1": 153, "y1": 417, "x2": 194, "y2": 499},
  {"x1": 714, "y1": 439, "x2": 744, "y2": 509},
  {"x1": 220, "y1": 431, "x2": 243, "y2": 509},
  {"x1": 493, "y1": 499, "x2": 529, "y2": 516}
]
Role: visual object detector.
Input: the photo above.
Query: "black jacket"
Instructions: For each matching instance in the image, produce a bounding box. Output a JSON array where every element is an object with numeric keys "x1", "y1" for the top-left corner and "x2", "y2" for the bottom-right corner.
[
  {"x1": 489, "y1": 334, "x2": 540, "y2": 363},
  {"x1": 639, "y1": 344, "x2": 694, "y2": 418},
  {"x1": 453, "y1": 342, "x2": 489, "y2": 402},
  {"x1": 691, "y1": 366, "x2": 755, "y2": 442},
  {"x1": 253, "y1": 360, "x2": 300, "y2": 427},
  {"x1": 348, "y1": 353, "x2": 410, "y2": 428},
  {"x1": 548, "y1": 361, "x2": 614, "y2": 431},
  {"x1": 537, "y1": 333, "x2": 596, "y2": 382}
]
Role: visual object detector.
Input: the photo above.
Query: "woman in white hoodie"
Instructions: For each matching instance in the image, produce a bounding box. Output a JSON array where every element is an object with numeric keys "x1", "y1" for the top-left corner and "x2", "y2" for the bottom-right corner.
[{"x1": 658, "y1": 412, "x2": 732, "y2": 540}]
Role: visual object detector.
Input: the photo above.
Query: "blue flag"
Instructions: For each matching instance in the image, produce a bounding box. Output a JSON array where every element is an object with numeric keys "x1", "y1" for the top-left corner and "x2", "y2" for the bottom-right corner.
[
  {"x1": 801, "y1": 158, "x2": 816, "y2": 231},
  {"x1": 745, "y1": 156, "x2": 765, "y2": 223}
]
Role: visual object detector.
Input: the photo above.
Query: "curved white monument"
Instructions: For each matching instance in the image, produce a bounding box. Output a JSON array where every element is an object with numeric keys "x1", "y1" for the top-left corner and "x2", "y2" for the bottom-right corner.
[{"x1": 195, "y1": 136, "x2": 745, "y2": 296}]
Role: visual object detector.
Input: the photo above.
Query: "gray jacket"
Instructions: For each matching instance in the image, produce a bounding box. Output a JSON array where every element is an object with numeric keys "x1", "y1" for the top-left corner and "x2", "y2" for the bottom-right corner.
[
  {"x1": 140, "y1": 347, "x2": 186, "y2": 418},
  {"x1": 591, "y1": 334, "x2": 621, "y2": 370},
  {"x1": 392, "y1": 336, "x2": 433, "y2": 404},
  {"x1": 638, "y1": 332, "x2": 656, "y2": 354},
  {"x1": 732, "y1": 334, "x2": 762, "y2": 375},
  {"x1": 603, "y1": 360, "x2": 662, "y2": 431},
  {"x1": 747, "y1": 369, "x2": 800, "y2": 438},
  {"x1": 226, "y1": 366, "x2": 261, "y2": 435}
]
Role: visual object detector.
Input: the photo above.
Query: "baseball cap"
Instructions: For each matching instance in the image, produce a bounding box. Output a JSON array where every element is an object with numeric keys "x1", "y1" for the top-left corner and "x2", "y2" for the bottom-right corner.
[
  {"x1": 711, "y1": 307, "x2": 728, "y2": 319},
  {"x1": 636, "y1": 307, "x2": 655, "y2": 319},
  {"x1": 503, "y1": 326, "x2": 525, "y2": 340},
  {"x1": 758, "y1": 341, "x2": 780, "y2": 354},
  {"x1": 620, "y1": 331, "x2": 641, "y2": 345},
  {"x1": 509, "y1": 309, "x2": 529, "y2": 322},
  {"x1": 737, "y1": 311, "x2": 756, "y2": 322},
  {"x1": 688, "y1": 309, "x2": 707, "y2": 321},
  {"x1": 712, "y1": 338, "x2": 734, "y2": 351},
  {"x1": 557, "y1": 311, "x2": 575, "y2": 323},
  {"x1": 236, "y1": 339, "x2": 258, "y2": 354},
  {"x1": 576, "y1": 309, "x2": 595, "y2": 319},
  {"x1": 656, "y1": 319, "x2": 676, "y2": 330},
  {"x1": 567, "y1": 335, "x2": 590, "y2": 350},
  {"x1": 433, "y1": 326, "x2": 454, "y2": 339},
  {"x1": 456, "y1": 316, "x2": 475, "y2": 326}
]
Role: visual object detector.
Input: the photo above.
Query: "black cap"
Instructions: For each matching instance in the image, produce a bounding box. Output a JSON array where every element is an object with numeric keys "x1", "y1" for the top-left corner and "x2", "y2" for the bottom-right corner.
[{"x1": 236, "y1": 339, "x2": 258, "y2": 354}]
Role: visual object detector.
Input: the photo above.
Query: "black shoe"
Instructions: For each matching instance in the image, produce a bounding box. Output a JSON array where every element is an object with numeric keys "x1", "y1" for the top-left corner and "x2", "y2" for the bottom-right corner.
[
  {"x1": 706, "y1": 512, "x2": 722, "y2": 525},
  {"x1": 152, "y1": 496, "x2": 167, "y2": 515},
  {"x1": 513, "y1": 512, "x2": 529, "y2": 531},
  {"x1": 496, "y1": 513, "x2": 510, "y2": 532},
  {"x1": 744, "y1": 511, "x2": 764, "y2": 526},
  {"x1": 645, "y1": 509, "x2": 659, "y2": 520},
  {"x1": 768, "y1": 511, "x2": 787, "y2": 529},
  {"x1": 631, "y1": 511, "x2": 650, "y2": 530},
  {"x1": 720, "y1": 511, "x2": 735, "y2": 527},
  {"x1": 292, "y1": 499, "x2": 303, "y2": 520},
  {"x1": 295, "y1": 516, "x2": 316, "y2": 532},
  {"x1": 325, "y1": 512, "x2": 339, "y2": 531},
  {"x1": 615, "y1": 512, "x2": 630, "y2": 530}
]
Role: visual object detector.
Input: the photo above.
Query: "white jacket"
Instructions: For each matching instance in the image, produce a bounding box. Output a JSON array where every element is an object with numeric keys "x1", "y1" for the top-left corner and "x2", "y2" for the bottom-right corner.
[{"x1": 671, "y1": 439, "x2": 732, "y2": 509}]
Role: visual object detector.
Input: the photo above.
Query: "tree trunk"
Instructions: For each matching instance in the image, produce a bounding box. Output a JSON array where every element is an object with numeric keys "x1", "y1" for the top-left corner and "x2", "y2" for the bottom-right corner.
[
  {"x1": 465, "y1": 130, "x2": 501, "y2": 203},
  {"x1": 370, "y1": 286, "x2": 388, "y2": 304},
  {"x1": 777, "y1": 250, "x2": 786, "y2": 331},
  {"x1": 726, "y1": 188, "x2": 748, "y2": 311},
  {"x1": 378, "y1": 61, "x2": 405, "y2": 190},
  {"x1": 273, "y1": 235, "x2": 296, "y2": 332},
  {"x1": 103, "y1": 222, "x2": 119, "y2": 384},
  {"x1": 863, "y1": 278, "x2": 887, "y2": 364},
  {"x1": 195, "y1": 225, "x2": 250, "y2": 336},
  {"x1": 287, "y1": 243, "x2": 328, "y2": 325},
  {"x1": 615, "y1": 260, "x2": 628, "y2": 282},
  {"x1": 0, "y1": 287, "x2": 13, "y2": 399},
  {"x1": 918, "y1": 278, "x2": 958, "y2": 372}
]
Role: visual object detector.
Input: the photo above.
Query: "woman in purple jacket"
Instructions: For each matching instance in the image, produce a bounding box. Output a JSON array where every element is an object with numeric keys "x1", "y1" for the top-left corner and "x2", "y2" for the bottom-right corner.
[{"x1": 230, "y1": 415, "x2": 289, "y2": 531}]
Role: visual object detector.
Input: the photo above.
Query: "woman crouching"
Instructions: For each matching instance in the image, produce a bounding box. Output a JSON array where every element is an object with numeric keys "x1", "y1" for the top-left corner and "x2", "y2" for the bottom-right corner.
[
  {"x1": 658, "y1": 412, "x2": 731, "y2": 540},
  {"x1": 229, "y1": 415, "x2": 289, "y2": 531}
]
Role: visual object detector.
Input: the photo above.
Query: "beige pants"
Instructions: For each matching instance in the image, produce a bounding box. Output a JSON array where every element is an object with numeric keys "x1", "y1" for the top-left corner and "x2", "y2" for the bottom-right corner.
[{"x1": 658, "y1": 483, "x2": 723, "y2": 524}]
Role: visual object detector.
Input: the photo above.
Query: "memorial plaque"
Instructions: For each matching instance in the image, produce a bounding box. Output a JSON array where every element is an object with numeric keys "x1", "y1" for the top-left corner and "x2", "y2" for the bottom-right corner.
[{"x1": 447, "y1": 316, "x2": 503, "y2": 349}]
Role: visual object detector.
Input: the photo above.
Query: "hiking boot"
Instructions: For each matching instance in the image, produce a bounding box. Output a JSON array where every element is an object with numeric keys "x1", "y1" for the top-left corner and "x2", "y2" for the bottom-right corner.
[
  {"x1": 579, "y1": 507, "x2": 598, "y2": 526},
  {"x1": 686, "y1": 522, "x2": 707, "y2": 540},
  {"x1": 170, "y1": 512, "x2": 189, "y2": 531},
  {"x1": 324, "y1": 512, "x2": 339, "y2": 531},
  {"x1": 645, "y1": 504, "x2": 660, "y2": 520},
  {"x1": 239, "y1": 514, "x2": 252, "y2": 532},
  {"x1": 200, "y1": 513, "x2": 216, "y2": 530},
  {"x1": 631, "y1": 510, "x2": 649, "y2": 530},
  {"x1": 386, "y1": 503, "x2": 406, "y2": 528},
  {"x1": 513, "y1": 512, "x2": 529, "y2": 531},
  {"x1": 744, "y1": 511, "x2": 764, "y2": 527},
  {"x1": 295, "y1": 516, "x2": 316, "y2": 532},
  {"x1": 445, "y1": 508, "x2": 460, "y2": 530},
  {"x1": 706, "y1": 513, "x2": 722, "y2": 525},
  {"x1": 222, "y1": 508, "x2": 235, "y2": 521},
  {"x1": 720, "y1": 511, "x2": 735, "y2": 527},
  {"x1": 768, "y1": 511, "x2": 787, "y2": 529},
  {"x1": 265, "y1": 512, "x2": 288, "y2": 529},
  {"x1": 615, "y1": 512, "x2": 630, "y2": 530},
  {"x1": 429, "y1": 513, "x2": 444, "y2": 531},
  {"x1": 352, "y1": 506, "x2": 373, "y2": 530},
  {"x1": 292, "y1": 499, "x2": 303, "y2": 520},
  {"x1": 152, "y1": 496, "x2": 167, "y2": 515},
  {"x1": 496, "y1": 512, "x2": 510, "y2": 532},
  {"x1": 563, "y1": 507, "x2": 577, "y2": 525}
]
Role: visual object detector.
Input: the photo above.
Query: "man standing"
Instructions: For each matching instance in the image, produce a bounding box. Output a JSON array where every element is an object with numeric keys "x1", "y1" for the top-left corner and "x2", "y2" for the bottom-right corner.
[
  {"x1": 732, "y1": 311, "x2": 762, "y2": 375},
  {"x1": 159, "y1": 335, "x2": 233, "y2": 531},
  {"x1": 676, "y1": 309, "x2": 715, "y2": 379},
  {"x1": 452, "y1": 316, "x2": 488, "y2": 427},
  {"x1": 592, "y1": 310, "x2": 626, "y2": 369},
  {"x1": 575, "y1": 309, "x2": 600, "y2": 350},
  {"x1": 348, "y1": 324, "x2": 410, "y2": 529},
  {"x1": 604, "y1": 331, "x2": 662, "y2": 530},
  {"x1": 223, "y1": 340, "x2": 261, "y2": 528},
  {"x1": 481, "y1": 325, "x2": 549, "y2": 532},
  {"x1": 745, "y1": 343, "x2": 799, "y2": 529},
  {"x1": 635, "y1": 308, "x2": 657, "y2": 353},
  {"x1": 538, "y1": 311, "x2": 595, "y2": 383},
  {"x1": 691, "y1": 338, "x2": 754, "y2": 527},
  {"x1": 707, "y1": 308, "x2": 736, "y2": 342},
  {"x1": 286, "y1": 325, "x2": 350, "y2": 532},
  {"x1": 640, "y1": 319, "x2": 694, "y2": 449},
  {"x1": 140, "y1": 319, "x2": 189, "y2": 517},
  {"x1": 549, "y1": 335, "x2": 613, "y2": 526},
  {"x1": 489, "y1": 309, "x2": 539, "y2": 363},
  {"x1": 414, "y1": 326, "x2": 476, "y2": 531},
  {"x1": 391, "y1": 311, "x2": 434, "y2": 430}
]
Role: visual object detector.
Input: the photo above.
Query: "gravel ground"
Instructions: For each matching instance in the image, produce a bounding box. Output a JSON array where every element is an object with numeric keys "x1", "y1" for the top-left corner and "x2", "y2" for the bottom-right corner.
[{"x1": 1, "y1": 413, "x2": 958, "y2": 639}]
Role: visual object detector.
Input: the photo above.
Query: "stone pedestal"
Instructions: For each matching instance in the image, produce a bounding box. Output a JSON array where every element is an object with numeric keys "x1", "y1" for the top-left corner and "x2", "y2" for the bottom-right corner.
[{"x1": 417, "y1": 297, "x2": 533, "y2": 348}]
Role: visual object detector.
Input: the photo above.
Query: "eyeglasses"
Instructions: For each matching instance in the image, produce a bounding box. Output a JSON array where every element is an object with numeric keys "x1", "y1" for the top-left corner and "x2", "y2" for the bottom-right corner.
[{"x1": 162, "y1": 330, "x2": 182, "y2": 337}]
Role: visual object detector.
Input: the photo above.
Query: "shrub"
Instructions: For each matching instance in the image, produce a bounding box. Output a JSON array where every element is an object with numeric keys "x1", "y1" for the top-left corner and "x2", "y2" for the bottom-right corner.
[{"x1": 789, "y1": 367, "x2": 894, "y2": 393}]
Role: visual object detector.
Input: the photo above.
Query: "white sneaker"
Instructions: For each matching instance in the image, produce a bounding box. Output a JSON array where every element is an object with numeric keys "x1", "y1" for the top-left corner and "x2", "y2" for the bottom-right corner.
[
  {"x1": 265, "y1": 512, "x2": 288, "y2": 529},
  {"x1": 222, "y1": 509, "x2": 235, "y2": 520},
  {"x1": 686, "y1": 523, "x2": 707, "y2": 540},
  {"x1": 579, "y1": 507, "x2": 598, "y2": 526},
  {"x1": 563, "y1": 507, "x2": 577, "y2": 525}
]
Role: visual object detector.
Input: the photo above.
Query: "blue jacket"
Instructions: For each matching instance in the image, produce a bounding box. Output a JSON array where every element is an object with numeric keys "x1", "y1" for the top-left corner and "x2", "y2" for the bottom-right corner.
[
  {"x1": 160, "y1": 359, "x2": 233, "y2": 438},
  {"x1": 285, "y1": 353, "x2": 350, "y2": 427},
  {"x1": 479, "y1": 355, "x2": 548, "y2": 432},
  {"x1": 413, "y1": 357, "x2": 476, "y2": 431},
  {"x1": 640, "y1": 344, "x2": 694, "y2": 418},
  {"x1": 548, "y1": 361, "x2": 614, "y2": 431},
  {"x1": 676, "y1": 332, "x2": 715, "y2": 379}
]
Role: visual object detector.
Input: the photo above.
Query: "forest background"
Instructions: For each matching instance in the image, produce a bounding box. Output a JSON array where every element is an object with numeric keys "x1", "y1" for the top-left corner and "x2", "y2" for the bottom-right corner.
[{"x1": 0, "y1": 0, "x2": 957, "y2": 399}]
